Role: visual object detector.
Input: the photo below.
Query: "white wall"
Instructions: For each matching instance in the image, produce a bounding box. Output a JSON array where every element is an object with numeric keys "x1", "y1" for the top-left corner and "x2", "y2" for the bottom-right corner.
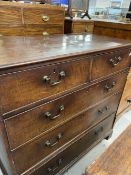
[
  {"x1": 90, "y1": 0, "x2": 131, "y2": 9},
  {"x1": 95, "y1": 0, "x2": 111, "y2": 8}
]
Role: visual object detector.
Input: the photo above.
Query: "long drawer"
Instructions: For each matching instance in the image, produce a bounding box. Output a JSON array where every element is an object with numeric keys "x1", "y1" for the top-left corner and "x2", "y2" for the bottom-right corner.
[
  {"x1": 91, "y1": 49, "x2": 131, "y2": 80},
  {"x1": 25, "y1": 114, "x2": 115, "y2": 175},
  {"x1": 0, "y1": 58, "x2": 90, "y2": 115},
  {"x1": 5, "y1": 72, "x2": 127, "y2": 150}
]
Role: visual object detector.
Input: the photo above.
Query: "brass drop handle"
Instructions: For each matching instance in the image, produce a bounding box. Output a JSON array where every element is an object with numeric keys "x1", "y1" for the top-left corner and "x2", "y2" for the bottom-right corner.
[
  {"x1": 45, "y1": 105, "x2": 64, "y2": 120},
  {"x1": 109, "y1": 56, "x2": 122, "y2": 67},
  {"x1": 47, "y1": 158, "x2": 62, "y2": 173},
  {"x1": 104, "y1": 81, "x2": 116, "y2": 92},
  {"x1": 45, "y1": 133, "x2": 63, "y2": 147},
  {"x1": 98, "y1": 106, "x2": 110, "y2": 114},
  {"x1": 43, "y1": 32, "x2": 49, "y2": 36},
  {"x1": 95, "y1": 127, "x2": 103, "y2": 135},
  {"x1": 43, "y1": 71, "x2": 66, "y2": 86},
  {"x1": 42, "y1": 15, "x2": 50, "y2": 22}
]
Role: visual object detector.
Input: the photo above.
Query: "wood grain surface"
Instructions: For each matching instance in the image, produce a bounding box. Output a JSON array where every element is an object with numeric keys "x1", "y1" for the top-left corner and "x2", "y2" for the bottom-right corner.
[
  {"x1": 0, "y1": 34, "x2": 131, "y2": 70},
  {"x1": 0, "y1": 1, "x2": 65, "y2": 36},
  {"x1": 94, "y1": 20, "x2": 131, "y2": 40},
  {"x1": 0, "y1": 32, "x2": 130, "y2": 175},
  {"x1": 86, "y1": 124, "x2": 131, "y2": 175}
]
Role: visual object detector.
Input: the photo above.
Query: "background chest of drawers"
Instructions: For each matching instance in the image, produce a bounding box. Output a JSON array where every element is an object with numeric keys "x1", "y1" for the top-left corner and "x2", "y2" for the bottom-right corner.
[
  {"x1": 0, "y1": 34, "x2": 131, "y2": 175},
  {"x1": 64, "y1": 18, "x2": 94, "y2": 34},
  {"x1": 0, "y1": 1, "x2": 64, "y2": 36}
]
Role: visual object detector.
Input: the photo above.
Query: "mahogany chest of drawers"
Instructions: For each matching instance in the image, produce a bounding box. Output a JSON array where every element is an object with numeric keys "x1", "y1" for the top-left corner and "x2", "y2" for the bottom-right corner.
[
  {"x1": 0, "y1": 34, "x2": 131, "y2": 175},
  {"x1": 0, "y1": 1, "x2": 64, "y2": 36}
]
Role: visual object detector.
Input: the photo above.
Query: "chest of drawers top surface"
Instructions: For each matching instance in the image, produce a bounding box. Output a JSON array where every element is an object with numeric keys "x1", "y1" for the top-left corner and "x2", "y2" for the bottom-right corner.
[{"x1": 0, "y1": 34, "x2": 131, "y2": 70}]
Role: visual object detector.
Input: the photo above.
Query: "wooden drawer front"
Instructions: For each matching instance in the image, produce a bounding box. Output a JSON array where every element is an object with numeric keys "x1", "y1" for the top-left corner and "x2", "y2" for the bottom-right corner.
[
  {"x1": 73, "y1": 23, "x2": 94, "y2": 33},
  {"x1": 23, "y1": 8, "x2": 64, "y2": 25},
  {"x1": 28, "y1": 114, "x2": 115, "y2": 175},
  {"x1": 0, "y1": 7, "x2": 22, "y2": 25},
  {"x1": 0, "y1": 25, "x2": 24, "y2": 36},
  {"x1": 1, "y1": 59, "x2": 90, "y2": 115},
  {"x1": 5, "y1": 72, "x2": 126, "y2": 150},
  {"x1": 25, "y1": 24, "x2": 63, "y2": 35},
  {"x1": 91, "y1": 49, "x2": 131, "y2": 80}
]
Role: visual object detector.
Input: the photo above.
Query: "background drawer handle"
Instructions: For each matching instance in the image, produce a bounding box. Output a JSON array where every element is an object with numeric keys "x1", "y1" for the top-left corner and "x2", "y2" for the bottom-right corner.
[
  {"x1": 104, "y1": 81, "x2": 116, "y2": 92},
  {"x1": 43, "y1": 71, "x2": 66, "y2": 86},
  {"x1": 98, "y1": 106, "x2": 110, "y2": 114},
  {"x1": 47, "y1": 158, "x2": 62, "y2": 173},
  {"x1": 109, "y1": 56, "x2": 122, "y2": 67},
  {"x1": 45, "y1": 105, "x2": 64, "y2": 120},
  {"x1": 45, "y1": 133, "x2": 63, "y2": 147},
  {"x1": 42, "y1": 15, "x2": 50, "y2": 22},
  {"x1": 95, "y1": 127, "x2": 103, "y2": 135}
]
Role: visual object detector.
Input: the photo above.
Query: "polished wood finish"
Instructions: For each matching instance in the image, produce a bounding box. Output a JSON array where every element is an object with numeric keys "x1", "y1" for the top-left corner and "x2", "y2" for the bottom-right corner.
[
  {"x1": 94, "y1": 20, "x2": 131, "y2": 40},
  {"x1": 0, "y1": 34, "x2": 130, "y2": 175},
  {"x1": 0, "y1": 34, "x2": 130, "y2": 69},
  {"x1": 64, "y1": 18, "x2": 94, "y2": 34},
  {"x1": 12, "y1": 112, "x2": 116, "y2": 174},
  {"x1": 31, "y1": 114, "x2": 115, "y2": 175},
  {"x1": 86, "y1": 124, "x2": 131, "y2": 175},
  {"x1": 1, "y1": 57, "x2": 90, "y2": 115},
  {"x1": 0, "y1": 6, "x2": 22, "y2": 25},
  {"x1": 91, "y1": 48, "x2": 130, "y2": 80},
  {"x1": 23, "y1": 8, "x2": 64, "y2": 25},
  {"x1": 0, "y1": 1, "x2": 65, "y2": 36},
  {"x1": 93, "y1": 20, "x2": 131, "y2": 116},
  {"x1": 5, "y1": 86, "x2": 122, "y2": 150}
]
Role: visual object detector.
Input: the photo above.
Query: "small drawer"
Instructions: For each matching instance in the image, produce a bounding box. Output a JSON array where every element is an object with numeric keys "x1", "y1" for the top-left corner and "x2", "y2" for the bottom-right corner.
[
  {"x1": 18, "y1": 114, "x2": 115, "y2": 175},
  {"x1": 0, "y1": 6, "x2": 22, "y2": 25},
  {"x1": 5, "y1": 72, "x2": 127, "y2": 150},
  {"x1": 91, "y1": 49, "x2": 131, "y2": 80},
  {"x1": 0, "y1": 25, "x2": 24, "y2": 36},
  {"x1": 25, "y1": 24, "x2": 64, "y2": 35},
  {"x1": 73, "y1": 23, "x2": 94, "y2": 34},
  {"x1": 23, "y1": 8, "x2": 64, "y2": 25},
  {"x1": 1, "y1": 58, "x2": 90, "y2": 115}
]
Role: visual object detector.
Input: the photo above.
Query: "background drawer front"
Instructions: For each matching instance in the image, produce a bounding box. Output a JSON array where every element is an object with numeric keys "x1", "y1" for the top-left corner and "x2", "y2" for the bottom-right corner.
[
  {"x1": 5, "y1": 72, "x2": 126, "y2": 149},
  {"x1": 23, "y1": 8, "x2": 64, "y2": 25},
  {"x1": 1, "y1": 59, "x2": 90, "y2": 115},
  {"x1": 28, "y1": 114, "x2": 115, "y2": 175},
  {"x1": 25, "y1": 24, "x2": 64, "y2": 35},
  {"x1": 0, "y1": 6, "x2": 22, "y2": 25},
  {"x1": 73, "y1": 23, "x2": 94, "y2": 33},
  {"x1": 0, "y1": 25, "x2": 24, "y2": 36},
  {"x1": 91, "y1": 49, "x2": 131, "y2": 80}
]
